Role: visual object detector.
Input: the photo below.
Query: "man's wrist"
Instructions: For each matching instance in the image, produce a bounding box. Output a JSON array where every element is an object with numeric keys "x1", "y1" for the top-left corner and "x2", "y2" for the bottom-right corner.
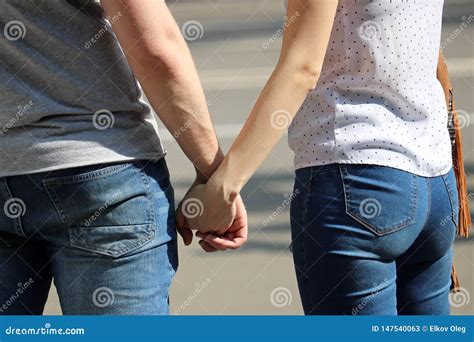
[{"x1": 194, "y1": 149, "x2": 225, "y2": 183}]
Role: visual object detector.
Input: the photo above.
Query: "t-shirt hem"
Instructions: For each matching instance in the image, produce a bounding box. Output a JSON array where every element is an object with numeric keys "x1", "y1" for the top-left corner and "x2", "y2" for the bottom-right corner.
[{"x1": 0, "y1": 152, "x2": 167, "y2": 178}]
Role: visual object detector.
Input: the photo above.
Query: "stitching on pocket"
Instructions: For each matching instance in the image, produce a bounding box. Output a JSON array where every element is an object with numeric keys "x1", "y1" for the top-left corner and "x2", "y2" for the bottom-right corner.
[
  {"x1": 43, "y1": 181, "x2": 71, "y2": 226},
  {"x1": 137, "y1": 163, "x2": 155, "y2": 225},
  {"x1": 340, "y1": 165, "x2": 418, "y2": 236},
  {"x1": 441, "y1": 173, "x2": 459, "y2": 230},
  {"x1": 42, "y1": 163, "x2": 134, "y2": 185},
  {"x1": 69, "y1": 224, "x2": 155, "y2": 258}
]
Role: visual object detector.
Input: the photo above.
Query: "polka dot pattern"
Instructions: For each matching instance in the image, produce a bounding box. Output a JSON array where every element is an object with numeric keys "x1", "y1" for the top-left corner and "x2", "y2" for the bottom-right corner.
[{"x1": 288, "y1": 0, "x2": 452, "y2": 177}]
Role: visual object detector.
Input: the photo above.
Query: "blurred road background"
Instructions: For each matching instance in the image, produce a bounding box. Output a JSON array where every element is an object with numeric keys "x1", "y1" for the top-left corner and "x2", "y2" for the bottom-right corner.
[{"x1": 45, "y1": 0, "x2": 473, "y2": 315}]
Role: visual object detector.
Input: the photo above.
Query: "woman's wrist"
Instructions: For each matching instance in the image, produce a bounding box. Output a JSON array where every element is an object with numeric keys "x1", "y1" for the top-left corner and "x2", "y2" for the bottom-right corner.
[{"x1": 207, "y1": 157, "x2": 244, "y2": 205}]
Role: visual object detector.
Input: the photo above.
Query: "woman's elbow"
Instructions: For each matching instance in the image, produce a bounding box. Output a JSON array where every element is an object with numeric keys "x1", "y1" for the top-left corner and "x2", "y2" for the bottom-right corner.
[
  {"x1": 298, "y1": 63, "x2": 321, "y2": 90},
  {"x1": 279, "y1": 62, "x2": 321, "y2": 91}
]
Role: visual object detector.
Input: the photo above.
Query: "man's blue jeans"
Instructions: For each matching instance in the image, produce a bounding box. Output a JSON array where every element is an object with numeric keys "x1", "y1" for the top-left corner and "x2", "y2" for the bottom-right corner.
[
  {"x1": 290, "y1": 164, "x2": 458, "y2": 315},
  {"x1": 0, "y1": 159, "x2": 178, "y2": 315}
]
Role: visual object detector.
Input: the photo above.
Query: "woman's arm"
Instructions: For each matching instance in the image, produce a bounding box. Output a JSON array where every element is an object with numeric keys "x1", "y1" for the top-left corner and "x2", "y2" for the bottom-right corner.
[
  {"x1": 187, "y1": 0, "x2": 338, "y2": 240},
  {"x1": 209, "y1": 0, "x2": 338, "y2": 201}
]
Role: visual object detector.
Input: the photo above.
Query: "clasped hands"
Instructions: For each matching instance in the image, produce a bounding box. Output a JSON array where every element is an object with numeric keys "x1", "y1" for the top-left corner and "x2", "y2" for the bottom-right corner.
[{"x1": 176, "y1": 181, "x2": 248, "y2": 252}]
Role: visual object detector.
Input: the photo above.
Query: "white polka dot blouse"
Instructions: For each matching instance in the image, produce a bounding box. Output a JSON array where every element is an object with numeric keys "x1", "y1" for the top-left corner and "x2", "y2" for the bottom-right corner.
[{"x1": 288, "y1": 0, "x2": 452, "y2": 177}]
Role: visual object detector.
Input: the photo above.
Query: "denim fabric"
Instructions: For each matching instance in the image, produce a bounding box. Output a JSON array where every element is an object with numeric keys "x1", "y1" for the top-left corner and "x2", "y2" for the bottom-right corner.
[
  {"x1": 290, "y1": 164, "x2": 458, "y2": 315},
  {"x1": 0, "y1": 159, "x2": 177, "y2": 315}
]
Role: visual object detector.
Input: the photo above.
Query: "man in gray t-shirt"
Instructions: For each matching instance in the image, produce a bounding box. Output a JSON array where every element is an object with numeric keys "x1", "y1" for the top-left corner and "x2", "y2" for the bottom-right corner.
[
  {"x1": 0, "y1": 0, "x2": 163, "y2": 176},
  {"x1": 0, "y1": 0, "x2": 247, "y2": 315}
]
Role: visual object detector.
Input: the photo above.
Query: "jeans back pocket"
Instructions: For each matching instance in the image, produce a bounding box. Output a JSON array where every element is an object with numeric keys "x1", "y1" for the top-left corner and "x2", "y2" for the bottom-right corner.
[
  {"x1": 43, "y1": 162, "x2": 156, "y2": 257},
  {"x1": 340, "y1": 165, "x2": 418, "y2": 236}
]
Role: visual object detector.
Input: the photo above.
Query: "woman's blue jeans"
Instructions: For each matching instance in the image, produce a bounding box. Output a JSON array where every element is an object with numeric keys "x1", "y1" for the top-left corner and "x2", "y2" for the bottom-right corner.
[
  {"x1": 0, "y1": 159, "x2": 178, "y2": 315},
  {"x1": 290, "y1": 164, "x2": 458, "y2": 315}
]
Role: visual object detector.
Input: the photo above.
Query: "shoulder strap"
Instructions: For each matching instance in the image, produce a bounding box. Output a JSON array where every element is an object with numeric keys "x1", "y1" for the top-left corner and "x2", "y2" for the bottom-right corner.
[{"x1": 437, "y1": 50, "x2": 471, "y2": 292}]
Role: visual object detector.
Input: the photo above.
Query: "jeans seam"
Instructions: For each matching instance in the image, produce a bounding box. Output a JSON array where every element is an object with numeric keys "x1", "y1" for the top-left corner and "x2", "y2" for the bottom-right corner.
[
  {"x1": 299, "y1": 167, "x2": 315, "y2": 311},
  {"x1": 440, "y1": 172, "x2": 458, "y2": 230},
  {"x1": 2, "y1": 178, "x2": 27, "y2": 237},
  {"x1": 42, "y1": 181, "x2": 71, "y2": 226},
  {"x1": 138, "y1": 162, "x2": 156, "y2": 225}
]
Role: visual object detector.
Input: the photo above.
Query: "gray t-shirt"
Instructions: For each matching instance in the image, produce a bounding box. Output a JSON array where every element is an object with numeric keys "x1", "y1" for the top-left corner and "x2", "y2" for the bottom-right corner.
[{"x1": 0, "y1": 0, "x2": 165, "y2": 177}]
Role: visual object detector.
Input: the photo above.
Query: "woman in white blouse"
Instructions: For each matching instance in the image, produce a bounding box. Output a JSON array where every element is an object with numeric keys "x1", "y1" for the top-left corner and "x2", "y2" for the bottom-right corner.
[{"x1": 181, "y1": 0, "x2": 457, "y2": 315}]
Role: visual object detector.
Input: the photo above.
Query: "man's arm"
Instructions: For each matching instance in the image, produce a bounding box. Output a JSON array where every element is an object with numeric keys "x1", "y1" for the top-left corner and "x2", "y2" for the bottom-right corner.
[{"x1": 100, "y1": 0, "x2": 223, "y2": 183}]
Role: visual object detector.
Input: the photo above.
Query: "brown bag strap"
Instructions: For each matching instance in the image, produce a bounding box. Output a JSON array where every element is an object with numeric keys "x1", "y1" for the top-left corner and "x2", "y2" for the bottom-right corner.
[
  {"x1": 437, "y1": 50, "x2": 472, "y2": 237},
  {"x1": 436, "y1": 50, "x2": 471, "y2": 292}
]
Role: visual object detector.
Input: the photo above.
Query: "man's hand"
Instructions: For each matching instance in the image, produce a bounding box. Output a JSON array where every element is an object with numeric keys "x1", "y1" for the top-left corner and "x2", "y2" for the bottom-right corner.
[
  {"x1": 196, "y1": 196, "x2": 248, "y2": 252},
  {"x1": 176, "y1": 183, "x2": 248, "y2": 252}
]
